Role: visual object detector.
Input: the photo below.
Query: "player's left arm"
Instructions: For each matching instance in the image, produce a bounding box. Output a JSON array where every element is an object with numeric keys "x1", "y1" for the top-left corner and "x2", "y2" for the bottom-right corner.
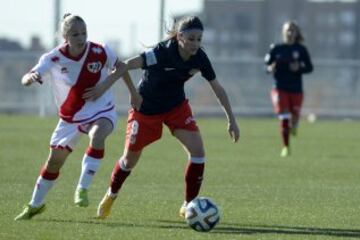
[
  {"x1": 299, "y1": 46, "x2": 314, "y2": 74},
  {"x1": 125, "y1": 55, "x2": 144, "y2": 70},
  {"x1": 208, "y1": 79, "x2": 240, "y2": 142}
]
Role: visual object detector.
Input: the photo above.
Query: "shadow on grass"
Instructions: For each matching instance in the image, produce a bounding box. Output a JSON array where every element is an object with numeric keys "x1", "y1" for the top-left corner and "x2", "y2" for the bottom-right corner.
[
  {"x1": 36, "y1": 218, "x2": 188, "y2": 230},
  {"x1": 36, "y1": 218, "x2": 360, "y2": 238},
  {"x1": 212, "y1": 222, "x2": 360, "y2": 238},
  {"x1": 158, "y1": 220, "x2": 360, "y2": 238}
]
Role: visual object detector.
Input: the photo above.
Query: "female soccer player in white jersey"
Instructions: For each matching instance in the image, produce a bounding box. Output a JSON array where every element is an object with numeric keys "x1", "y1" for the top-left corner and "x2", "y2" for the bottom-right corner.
[{"x1": 14, "y1": 14, "x2": 142, "y2": 220}]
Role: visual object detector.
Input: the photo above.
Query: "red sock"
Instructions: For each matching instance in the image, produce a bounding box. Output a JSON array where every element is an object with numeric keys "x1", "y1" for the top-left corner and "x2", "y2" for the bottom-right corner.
[
  {"x1": 40, "y1": 167, "x2": 59, "y2": 180},
  {"x1": 110, "y1": 161, "x2": 131, "y2": 194},
  {"x1": 281, "y1": 119, "x2": 290, "y2": 146},
  {"x1": 185, "y1": 162, "x2": 204, "y2": 202}
]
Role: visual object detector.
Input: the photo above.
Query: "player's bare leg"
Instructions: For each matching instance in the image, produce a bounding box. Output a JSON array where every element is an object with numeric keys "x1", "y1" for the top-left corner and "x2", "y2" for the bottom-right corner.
[
  {"x1": 290, "y1": 113, "x2": 300, "y2": 137},
  {"x1": 15, "y1": 148, "x2": 70, "y2": 220},
  {"x1": 97, "y1": 150, "x2": 141, "y2": 219},
  {"x1": 174, "y1": 129, "x2": 205, "y2": 218},
  {"x1": 75, "y1": 118, "x2": 113, "y2": 207}
]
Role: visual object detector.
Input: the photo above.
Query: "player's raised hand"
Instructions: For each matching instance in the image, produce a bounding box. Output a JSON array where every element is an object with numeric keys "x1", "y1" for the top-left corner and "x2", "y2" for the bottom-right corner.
[{"x1": 228, "y1": 120, "x2": 240, "y2": 142}]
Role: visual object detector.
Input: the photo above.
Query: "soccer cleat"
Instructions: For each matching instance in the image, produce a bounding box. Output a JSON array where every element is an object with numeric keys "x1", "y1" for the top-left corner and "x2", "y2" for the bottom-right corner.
[
  {"x1": 280, "y1": 146, "x2": 291, "y2": 157},
  {"x1": 97, "y1": 193, "x2": 116, "y2": 219},
  {"x1": 14, "y1": 204, "x2": 46, "y2": 221},
  {"x1": 74, "y1": 188, "x2": 89, "y2": 207},
  {"x1": 179, "y1": 201, "x2": 187, "y2": 219}
]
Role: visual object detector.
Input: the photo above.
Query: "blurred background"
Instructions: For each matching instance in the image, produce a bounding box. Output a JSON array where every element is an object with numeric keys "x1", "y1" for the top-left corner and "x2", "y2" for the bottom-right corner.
[{"x1": 1, "y1": 0, "x2": 359, "y2": 119}]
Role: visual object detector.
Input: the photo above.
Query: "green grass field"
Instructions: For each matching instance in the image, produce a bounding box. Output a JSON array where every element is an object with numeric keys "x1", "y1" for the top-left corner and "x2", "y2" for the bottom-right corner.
[{"x1": 0, "y1": 115, "x2": 359, "y2": 240}]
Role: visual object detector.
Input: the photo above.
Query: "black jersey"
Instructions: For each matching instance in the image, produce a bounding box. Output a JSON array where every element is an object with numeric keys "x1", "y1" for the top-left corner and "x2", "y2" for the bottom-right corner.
[
  {"x1": 265, "y1": 43, "x2": 313, "y2": 93},
  {"x1": 138, "y1": 39, "x2": 216, "y2": 115}
]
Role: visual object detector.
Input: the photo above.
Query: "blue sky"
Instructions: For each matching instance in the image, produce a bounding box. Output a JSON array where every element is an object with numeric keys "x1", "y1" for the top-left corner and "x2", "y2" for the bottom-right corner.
[{"x1": 1, "y1": 0, "x2": 203, "y2": 54}]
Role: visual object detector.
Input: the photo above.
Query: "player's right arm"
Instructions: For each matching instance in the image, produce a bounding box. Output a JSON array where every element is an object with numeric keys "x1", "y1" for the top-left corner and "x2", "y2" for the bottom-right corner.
[
  {"x1": 22, "y1": 53, "x2": 52, "y2": 86},
  {"x1": 122, "y1": 71, "x2": 142, "y2": 110},
  {"x1": 267, "y1": 62, "x2": 276, "y2": 73},
  {"x1": 264, "y1": 44, "x2": 276, "y2": 73},
  {"x1": 21, "y1": 71, "x2": 43, "y2": 86},
  {"x1": 126, "y1": 44, "x2": 164, "y2": 70}
]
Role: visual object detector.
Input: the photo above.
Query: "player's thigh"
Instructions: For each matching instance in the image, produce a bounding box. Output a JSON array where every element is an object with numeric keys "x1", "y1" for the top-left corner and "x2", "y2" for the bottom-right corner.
[
  {"x1": 165, "y1": 100, "x2": 198, "y2": 131},
  {"x1": 173, "y1": 129, "x2": 205, "y2": 158},
  {"x1": 89, "y1": 117, "x2": 114, "y2": 140},
  {"x1": 125, "y1": 109, "x2": 163, "y2": 152},
  {"x1": 289, "y1": 93, "x2": 304, "y2": 117},
  {"x1": 86, "y1": 110, "x2": 117, "y2": 139},
  {"x1": 271, "y1": 89, "x2": 290, "y2": 114},
  {"x1": 50, "y1": 119, "x2": 82, "y2": 151}
]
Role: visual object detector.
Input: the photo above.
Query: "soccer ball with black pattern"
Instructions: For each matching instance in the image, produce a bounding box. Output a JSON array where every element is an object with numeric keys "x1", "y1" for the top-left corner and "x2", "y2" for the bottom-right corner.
[{"x1": 185, "y1": 197, "x2": 220, "y2": 232}]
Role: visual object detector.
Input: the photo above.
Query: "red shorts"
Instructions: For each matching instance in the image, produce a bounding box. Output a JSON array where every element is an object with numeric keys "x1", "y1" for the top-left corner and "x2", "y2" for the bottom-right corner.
[
  {"x1": 125, "y1": 100, "x2": 199, "y2": 151},
  {"x1": 271, "y1": 89, "x2": 303, "y2": 116}
]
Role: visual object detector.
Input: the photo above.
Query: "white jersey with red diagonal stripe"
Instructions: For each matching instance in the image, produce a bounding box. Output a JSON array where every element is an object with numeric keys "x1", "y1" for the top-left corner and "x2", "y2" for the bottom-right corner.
[{"x1": 31, "y1": 41, "x2": 118, "y2": 123}]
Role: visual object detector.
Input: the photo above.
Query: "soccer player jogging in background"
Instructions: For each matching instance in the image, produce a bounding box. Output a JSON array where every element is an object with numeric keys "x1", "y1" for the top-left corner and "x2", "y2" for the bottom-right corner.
[
  {"x1": 264, "y1": 21, "x2": 313, "y2": 157},
  {"x1": 14, "y1": 14, "x2": 141, "y2": 220},
  {"x1": 84, "y1": 16, "x2": 240, "y2": 219}
]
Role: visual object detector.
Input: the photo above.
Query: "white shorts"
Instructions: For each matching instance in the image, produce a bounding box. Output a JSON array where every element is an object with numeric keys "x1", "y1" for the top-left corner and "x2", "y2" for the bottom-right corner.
[{"x1": 50, "y1": 109, "x2": 117, "y2": 151}]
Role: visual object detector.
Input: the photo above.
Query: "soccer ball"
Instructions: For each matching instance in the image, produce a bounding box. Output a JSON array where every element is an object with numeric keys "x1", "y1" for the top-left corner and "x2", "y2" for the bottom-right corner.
[{"x1": 185, "y1": 197, "x2": 220, "y2": 232}]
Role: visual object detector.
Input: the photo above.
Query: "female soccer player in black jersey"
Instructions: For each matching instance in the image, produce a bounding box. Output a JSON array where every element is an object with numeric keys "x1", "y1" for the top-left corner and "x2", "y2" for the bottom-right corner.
[
  {"x1": 85, "y1": 16, "x2": 240, "y2": 219},
  {"x1": 265, "y1": 21, "x2": 313, "y2": 157}
]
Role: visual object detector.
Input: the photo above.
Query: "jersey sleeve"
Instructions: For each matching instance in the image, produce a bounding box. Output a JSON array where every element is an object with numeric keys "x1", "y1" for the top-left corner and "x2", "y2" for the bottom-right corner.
[
  {"x1": 103, "y1": 44, "x2": 118, "y2": 70},
  {"x1": 140, "y1": 44, "x2": 164, "y2": 69},
  {"x1": 199, "y1": 50, "x2": 216, "y2": 81},
  {"x1": 31, "y1": 53, "x2": 52, "y2": 79}
]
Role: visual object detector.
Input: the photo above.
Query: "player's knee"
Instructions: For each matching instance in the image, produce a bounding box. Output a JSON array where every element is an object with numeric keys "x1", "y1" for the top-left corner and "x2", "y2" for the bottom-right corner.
[
  {"x1": 121, "y1": 152, "x2": 141, "y2": 170},
  {"x1": 118, "y1": 159, "x2": 129, "y2": 170},
  {"x1": 119, "y1": 158, "x2": 135, "y2": 170},
  {"x1": 278, "y1": 112, "x2": 291, "y2": 120},
  {"x1": 89, "y1": 128, "x2": 109, "y2": 143}
]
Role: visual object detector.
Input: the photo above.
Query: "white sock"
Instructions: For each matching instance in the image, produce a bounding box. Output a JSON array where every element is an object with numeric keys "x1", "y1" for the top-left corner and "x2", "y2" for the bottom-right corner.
[
  {"x1": 29, "y1": 176, "x2": 55, "y2": 207},
  {"x1": 76, "y1": 155, "x2": 101, "y2": 190},
  {"x1": 107, "y1": 188, "x2": 118, "y2": 198}
]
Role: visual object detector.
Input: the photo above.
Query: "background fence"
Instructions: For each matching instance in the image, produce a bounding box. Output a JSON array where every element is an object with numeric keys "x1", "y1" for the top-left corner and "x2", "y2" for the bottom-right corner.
[{"x1": 1, "y1": 51, "x2": 359, "y2": 118}]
